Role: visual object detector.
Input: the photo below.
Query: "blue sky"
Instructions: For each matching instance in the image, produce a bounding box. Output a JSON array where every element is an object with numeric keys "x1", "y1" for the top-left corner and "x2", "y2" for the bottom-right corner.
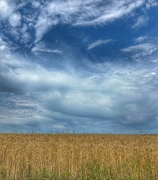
[{"x1": 0, "y1": 0, "x2": 158, "y2": 133}]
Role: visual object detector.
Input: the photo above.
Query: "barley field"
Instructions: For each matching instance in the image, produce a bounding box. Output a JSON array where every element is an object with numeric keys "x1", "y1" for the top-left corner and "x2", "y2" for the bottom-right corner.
[{"x1": 0, "y1": 133, "x2": 158, "y2": 180}]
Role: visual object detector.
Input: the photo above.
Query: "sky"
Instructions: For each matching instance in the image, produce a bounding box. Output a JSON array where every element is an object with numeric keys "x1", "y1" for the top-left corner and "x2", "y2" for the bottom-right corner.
[{"x1": 0, "y1": 0, "x2": 158, "y2": 133}]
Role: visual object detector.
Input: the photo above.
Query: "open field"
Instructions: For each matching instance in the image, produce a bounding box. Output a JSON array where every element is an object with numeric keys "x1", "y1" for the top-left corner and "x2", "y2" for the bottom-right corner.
[{"x1": 0, "y1": 133, "x2": 158, "y2": 180}]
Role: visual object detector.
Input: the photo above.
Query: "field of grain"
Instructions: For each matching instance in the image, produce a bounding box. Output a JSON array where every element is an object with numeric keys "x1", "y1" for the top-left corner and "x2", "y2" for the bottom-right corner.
[{"x1": 0, "y1": 133, "x2": 158, "y2": 180}]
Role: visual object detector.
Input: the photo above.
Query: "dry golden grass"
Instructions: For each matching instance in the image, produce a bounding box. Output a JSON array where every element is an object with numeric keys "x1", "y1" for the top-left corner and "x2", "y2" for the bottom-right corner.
[{"x1": 0, "y1": 133, "x2": 158, "y2": 179}]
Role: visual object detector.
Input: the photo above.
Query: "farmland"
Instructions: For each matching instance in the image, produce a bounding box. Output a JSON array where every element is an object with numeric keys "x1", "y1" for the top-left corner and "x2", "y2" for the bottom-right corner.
[{"x1": 0, "y1": 133, "x2": 158, "y2": 179}]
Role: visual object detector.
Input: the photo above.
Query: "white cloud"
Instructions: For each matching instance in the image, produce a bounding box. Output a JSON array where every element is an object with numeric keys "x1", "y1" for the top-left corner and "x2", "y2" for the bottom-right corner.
[
  {"x1": 134, "y1": 36, "x2": 148, "y2": 43},
  {"x1": 74, "y1": 0, "x2": 145, "y2": 26},
  {"x1": 0, "y1": 0, "x2": 156, "y2": 45},
  {"x1": 87, "y1": 39, "x2": 112, "y2": 50},
  {"x1": 0, "y1": 37, "x2": 10, "y2": 54},
  {"x1": 33, "y1": 0, "x2": 147, "y2": 43},
  {"x1": 31, "y1": 1, "x2": 40, "y2": 8},
  {"x1": 8, "y1": 13, "x2": 21, "y2": 27},
  {"x1": 146, "y1": 0, "x2": 158, "y2": 9},
  {"x1": 0, "y1": 0, "x2": 15, "y2": 19},
  {"x1": 0, "y1": 39, "x2": 7, "y2": 51},
  {"x1": 121, "y1": 43, "x2": 157, "y2": 58},
  {"x1": 132, "y1": 15, "x2": 149, "y2": 29},
  {"x1": 52, "y1": 124, "x2": 65, "y2": 129},
  {"x1": 32, "y1": 42, "x2": 62, "y2": 54},
  {"x1": 34, "y1": 14, "x2": 58, "y2": 43},
  {"x1": 20, "y1": 28, "x2": 31, "y2": 44}
]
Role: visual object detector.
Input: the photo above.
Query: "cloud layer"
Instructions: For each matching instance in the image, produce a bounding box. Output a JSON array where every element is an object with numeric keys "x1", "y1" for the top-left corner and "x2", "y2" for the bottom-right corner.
[{"x1": 1, "y1": 45, "x2": 158, "y2": 133}]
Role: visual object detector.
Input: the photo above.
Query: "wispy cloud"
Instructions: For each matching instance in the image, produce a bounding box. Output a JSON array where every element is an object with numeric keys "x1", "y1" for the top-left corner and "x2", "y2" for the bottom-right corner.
[
  {"x1": 121, "y1": 43, "x2": 157, "y2": 58},
  {"x1": 87, "y1": 39, "x2": 112, "y2": 50},
  {"x1": 34, "y1": 0, "x2": 146, "y2": 42},
  {"x1": 72, "y1": 0, "x2": 145, "y2": 26},
  {"x1": 134, "y1": 36, "x2": 148, "y2": 43},
  {"x1": 32, "y1": 42, "x2": 62, "y2": 54},
  {"x1": 0, "y1": 0, "x2": 156, "y2": 46},
  {"x1": 132, "y1": 15, "x2": 149, "y2": 29}
]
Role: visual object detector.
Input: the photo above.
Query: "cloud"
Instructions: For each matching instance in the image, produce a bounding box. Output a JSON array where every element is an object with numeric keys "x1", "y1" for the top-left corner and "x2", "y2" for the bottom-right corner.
[
  {"x1": 134, "y1": 36, "x2": 148, "y2": 43},
  {"x1": 32, "y1": 42, "x2": 62, "y2": 54},
  {"x1": 0, "y1": 0, "x2": 156, "y2": 45},
  {"x1": 146, "y1": 0, "x2": 158, "y2": 9},
  {"x1": 122, "y1": 43, "x2": 156, "y2": 53},
  {"x1": 87, "y1": 39, "x2": 112, "y2": 50},
  {"x1": 72, "y1": 0, "x2": 145, "y2": 26},
  {"x1": 121, "y1": 43, "x2": 157, "y2": 59},
  {"x1": 1, "y1": 47, "x2": 158, "y2": 132},
  {"x1": 8, "y1": 13, "x2": 21, "y2": 27},
  {"x1": 31, "y1": 1, "x2": 40, "y2": 8},
  {"x1": 0, "y1": 0, "x2": 15, "y2": 19},
  {"x1": 0, "y1": 37, "x2": 10, "y2": 53},
  {"x1": 34, "y1": 15, "x2": 58, "y2": 43},
  {"x1": 132, "y1": 15, "x2": 149, "y2": 29},
  {"x1": 33, "y1": 0, "x2": 146, "y2": 42},
  {"x1": 25, "y1": 65, "x2": 158, "y2": 131}
]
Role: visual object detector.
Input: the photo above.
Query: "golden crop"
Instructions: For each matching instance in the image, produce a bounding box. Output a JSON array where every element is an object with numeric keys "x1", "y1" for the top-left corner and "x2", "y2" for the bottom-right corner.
[{"x1": 0, "y1": 133, "x2": 158, "y2": 179}]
